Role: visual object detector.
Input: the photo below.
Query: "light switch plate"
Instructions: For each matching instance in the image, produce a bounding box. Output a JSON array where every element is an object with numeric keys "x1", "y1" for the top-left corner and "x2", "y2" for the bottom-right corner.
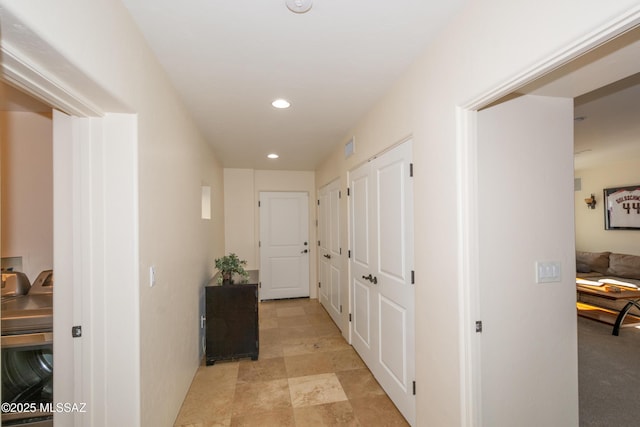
[
  {"x1": 535, "y1": 261, "x2": 561, "y2": 283},
  {"x1": 150, "y1": 266, "x2": 156, "y2": 287}
]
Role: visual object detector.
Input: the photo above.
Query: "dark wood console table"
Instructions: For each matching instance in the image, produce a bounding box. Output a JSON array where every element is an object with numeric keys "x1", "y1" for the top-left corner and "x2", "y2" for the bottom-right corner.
[{"x1": 205, "y1": 270, "x2": 259, "y2": 365}]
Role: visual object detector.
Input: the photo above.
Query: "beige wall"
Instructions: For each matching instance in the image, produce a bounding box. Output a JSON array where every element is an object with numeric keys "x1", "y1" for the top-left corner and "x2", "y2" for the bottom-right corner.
[
  {"x1": 4, "y1": 0, "x2": 640, "y2": 426},
  {"x1": 575, "y1": 158, "x2": 640, "y2": 255},
  {"x1": 223, "y1": 168, "x2": 257, "y2": 268},
  {"x1": 224, "y1": 168, "x2": 317, "y2": 298},
  {"x1": 316, "y1": 1, "x2": 640, "y2": 425},
  {"x1": 0, "y1": 111, "x2": 53, "y2": 282}
]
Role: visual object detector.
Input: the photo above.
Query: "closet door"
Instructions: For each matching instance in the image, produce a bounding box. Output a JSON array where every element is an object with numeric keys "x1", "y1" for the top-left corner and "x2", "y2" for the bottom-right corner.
[
  {"x1": 349, "y1": 161, "x2": 378, "y2": 369},
  {"x1": 372, "y1": 142, "x2": 415, "y2": 425},
  {"x1": 318, "y1": 187, "x2": 331, "y2": 309},
  {"x1": 349, "y1": 141, "x2": 415, "y2": 425},
  {"x1": 318, "y1": 179, "x2": 342, "y2": 328}
]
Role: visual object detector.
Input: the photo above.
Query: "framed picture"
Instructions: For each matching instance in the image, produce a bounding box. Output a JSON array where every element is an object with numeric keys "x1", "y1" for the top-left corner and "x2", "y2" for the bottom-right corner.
[{"x1": 604, "y1": 185, "x2": 640, "y2": 230}]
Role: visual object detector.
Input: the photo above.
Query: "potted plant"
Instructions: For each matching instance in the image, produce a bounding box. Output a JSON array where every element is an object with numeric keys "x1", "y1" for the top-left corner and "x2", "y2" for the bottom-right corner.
[{"x1": 214, "y1": 253, "x2": 249, "y2": 285}]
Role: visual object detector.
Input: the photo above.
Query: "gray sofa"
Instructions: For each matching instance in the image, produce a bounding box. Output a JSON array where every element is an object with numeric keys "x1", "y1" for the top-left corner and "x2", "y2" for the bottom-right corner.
[{"x1": 576, "y1": 251, "x2": 640, "y2": 315}]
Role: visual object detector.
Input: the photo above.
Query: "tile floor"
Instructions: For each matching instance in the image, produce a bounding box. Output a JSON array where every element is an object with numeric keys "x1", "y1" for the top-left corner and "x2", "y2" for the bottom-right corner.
[{"x1": 174, "y1": 298, "x2": 409, "y2": 426}]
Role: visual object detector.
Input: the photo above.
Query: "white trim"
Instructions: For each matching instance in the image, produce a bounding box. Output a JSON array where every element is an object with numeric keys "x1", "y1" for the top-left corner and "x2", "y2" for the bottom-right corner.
[
  {"x1": 457, "y1": 8, "x2": 640, "y2": 426},
  {"x1": 1, "y1": 43, "x2": 104, "y2": 117},
  {"x1": 52, "y1": 110, "x2": 78, "y2": 426},
  {"x1": 456, "y1": 106, "x2": 480, "y2": 427},
  {"x1": 462, "y1": 7, "x2": 640, "y2": 111},
  {"x1": 103, "y1": 113, "x2": 141, "y2": 426}
]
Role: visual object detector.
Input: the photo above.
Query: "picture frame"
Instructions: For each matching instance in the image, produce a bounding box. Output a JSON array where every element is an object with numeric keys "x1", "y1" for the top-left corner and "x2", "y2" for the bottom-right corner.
[{"x1": 604, "y1": 185, "x2": 640, "y2": 230}]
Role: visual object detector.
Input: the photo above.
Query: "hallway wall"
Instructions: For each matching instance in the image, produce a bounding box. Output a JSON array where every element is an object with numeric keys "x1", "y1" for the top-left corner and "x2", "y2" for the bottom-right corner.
[
  {"x1": 0, "y1": 2, "x2": 225, "y2": 426},
  {"x1": 315, "y1": 1, "x2": 640, "y2": 425},
  {"x1": 223, "y1": 168, "x2": 317, "y2": 299},
  {"x1": 0, "y1": 111, "x2": 53, "y2": 282}
]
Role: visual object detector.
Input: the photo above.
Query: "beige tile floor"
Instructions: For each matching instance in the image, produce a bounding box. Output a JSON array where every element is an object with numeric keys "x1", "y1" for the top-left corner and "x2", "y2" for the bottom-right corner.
[{"x1": 174, "y1": 298, "x2": 409, "y2": 426}]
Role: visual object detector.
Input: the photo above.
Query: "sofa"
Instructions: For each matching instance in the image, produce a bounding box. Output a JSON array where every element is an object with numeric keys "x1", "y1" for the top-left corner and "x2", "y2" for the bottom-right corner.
[{"x1": 576, "y1": 251, "x2": 640, "y2": 315}]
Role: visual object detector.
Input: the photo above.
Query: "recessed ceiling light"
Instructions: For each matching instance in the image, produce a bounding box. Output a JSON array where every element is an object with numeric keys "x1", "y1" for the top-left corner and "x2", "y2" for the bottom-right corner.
[
  {"x1": 272, "y1": 99, "x2": 290, "y2": 109},
  {"x1": 267, "y1": 153, "x2": 279, "y2": 159}
]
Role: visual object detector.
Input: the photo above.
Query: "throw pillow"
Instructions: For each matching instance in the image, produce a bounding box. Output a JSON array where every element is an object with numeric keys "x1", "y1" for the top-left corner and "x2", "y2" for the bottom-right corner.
[
  {"x1": 607, "y1": 253, "x2": 640, "y2": 280},
  {"x1": 576, "y1": 251, "x2": 610, "y2": 274}
]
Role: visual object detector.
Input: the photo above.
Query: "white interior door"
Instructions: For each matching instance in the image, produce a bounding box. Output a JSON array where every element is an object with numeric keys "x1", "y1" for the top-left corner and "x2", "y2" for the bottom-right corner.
[
  {"x1": 259, "y1": 192, "x2": 310, "y2": 300},
  {"x1": 349, "y1": 141, "x2": 415, "y2": 425},
  {"x1": 349, "y1": 162, "x2": 377, "y2": 369},
  {"x1": 318, "y1": 187, "x2": 331, "y2": 307},
  {"x1": 477, "y1": 95, "x2": 577, "y2": 426},
  {"x1": 318, "y1": 179, "x2": 342, "y2": 327},
  {"x1": 373, "y1": 142, "x2": 415, "y2": 424}
]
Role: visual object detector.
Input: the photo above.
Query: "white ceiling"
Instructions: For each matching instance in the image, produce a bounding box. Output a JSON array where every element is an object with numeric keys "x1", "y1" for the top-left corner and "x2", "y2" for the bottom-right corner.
[
  {"x1": 573, "y1": 73, "x2": 640, "y2": 171},
  {"x1": 2, "y1": 3, "x2": 638, "y2": 173},
  {"x1": 515, "y1": 26, "x2": 640, "y2": 171},
  {"x1": 120, "y1": 0, "x2": 467, "y2": 170}
]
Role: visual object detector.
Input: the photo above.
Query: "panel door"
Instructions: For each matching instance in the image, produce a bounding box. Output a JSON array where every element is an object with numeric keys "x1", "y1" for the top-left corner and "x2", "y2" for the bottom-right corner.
[
  {"x1": 259, "y1": 192, "x2": 310, "y2": 300},
  {"x1": 373, "y1": 141, "x2": 415, "y2": 424},
  {"x1": 349, "y1": 141, "x2": 415, "y2": 425},
  {"x1": 318, "y1": 179, "x2": 343, "y2": 327},
  {"x1": 318, "y1": 187, "x2": 331, "y2": 308},
  {"x1": 477, "y1": 95, "x2": 576, "y2": 426},
  {"x1": 349, "y1": 162, "x2": 378, "y2": 370}
]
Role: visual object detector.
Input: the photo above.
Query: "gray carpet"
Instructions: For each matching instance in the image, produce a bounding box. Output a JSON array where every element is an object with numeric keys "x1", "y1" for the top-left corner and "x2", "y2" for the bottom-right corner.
[{"x1": 578, "y1": 316, "x2": 640, "y2": 426}]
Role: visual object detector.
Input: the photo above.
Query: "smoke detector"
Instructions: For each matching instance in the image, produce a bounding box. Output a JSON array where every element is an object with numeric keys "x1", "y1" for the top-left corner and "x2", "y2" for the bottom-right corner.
[{"x1": 286, "y1": 0, "x2": 313, "y2": 14}]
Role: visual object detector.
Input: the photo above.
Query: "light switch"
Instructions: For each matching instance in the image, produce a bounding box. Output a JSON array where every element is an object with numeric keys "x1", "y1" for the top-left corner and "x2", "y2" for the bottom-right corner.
[
  {"x1": 535, "y1": 261, "x2": 561, "y2": 283},
  {"x1": 150, "y1": 266, "x2": 156, "y2": 287}
]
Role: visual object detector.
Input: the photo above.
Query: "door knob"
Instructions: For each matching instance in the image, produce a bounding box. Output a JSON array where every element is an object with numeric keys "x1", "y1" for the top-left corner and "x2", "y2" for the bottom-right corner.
[
  {"x1": 324, "y1": 254, "x2": 331, "y2": 259},
  {"x1": 301, "y1": 249, "x2": 308, "y2": 254},
  {"x1": 362, "y1": 274, "x2": 375, "y2": 283}
]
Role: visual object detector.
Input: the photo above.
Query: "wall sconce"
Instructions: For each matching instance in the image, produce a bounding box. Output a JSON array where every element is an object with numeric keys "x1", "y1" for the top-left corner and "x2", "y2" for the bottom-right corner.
[{"x1": 584, "y1": 194, "x2": 596, "y2": 209}]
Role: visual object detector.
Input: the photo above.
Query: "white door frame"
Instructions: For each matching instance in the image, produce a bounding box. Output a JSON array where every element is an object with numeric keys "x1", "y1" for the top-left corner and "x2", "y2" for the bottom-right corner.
[{"x1": 457, "y1": 12, "x2": 640, "y2": 427}]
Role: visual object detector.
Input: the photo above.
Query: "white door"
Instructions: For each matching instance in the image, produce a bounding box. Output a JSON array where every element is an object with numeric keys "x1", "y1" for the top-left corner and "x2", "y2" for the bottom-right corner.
[
  {"x1": 477, "y1": 95, "x2": 576, "y2": 426},
  {"x1": 318, "y1": 187, "x2": 331, "y2": 308},
  {"x1": 349, "y1": 162, "x2": 377, "y2": 369},
  {"x1": 349, "y1": 141, "x2": 415, "y2": 425},
  {"x1": 259, "y1": 192, "x2": 310, "y2": 300},
  {"x1": 318, "y1": 179, "x2": 343, "y2": 328}
]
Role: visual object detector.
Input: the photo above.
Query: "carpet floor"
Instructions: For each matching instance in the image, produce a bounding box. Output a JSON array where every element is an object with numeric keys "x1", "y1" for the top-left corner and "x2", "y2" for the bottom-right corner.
[{"x1": 578, "y1": 316, "x2": 640, "y2": 426}]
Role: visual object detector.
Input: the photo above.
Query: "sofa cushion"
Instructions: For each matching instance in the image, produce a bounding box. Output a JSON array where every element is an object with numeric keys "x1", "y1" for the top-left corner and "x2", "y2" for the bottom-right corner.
[
  {"x1": 576, "y1": 251, "x2": 610, "y2": 274},
  {"x1": 576, "y1": 262, "x2": 591, "y2": 273},
  {"x1": 607, "y1": 253, "x2": 640, "y2": 280}
]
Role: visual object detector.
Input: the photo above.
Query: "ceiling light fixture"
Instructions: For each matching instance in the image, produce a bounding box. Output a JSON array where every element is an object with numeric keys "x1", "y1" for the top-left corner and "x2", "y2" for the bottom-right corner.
[
  {"x1": 272, "y1": 99, "x2": 290, "y2": 109},
  {"x1": 285, "y1": 0, "x2": 313, "y2": 14},
  {"x1": 267, "y1": 153, "x2": 279, "y2": 159}
]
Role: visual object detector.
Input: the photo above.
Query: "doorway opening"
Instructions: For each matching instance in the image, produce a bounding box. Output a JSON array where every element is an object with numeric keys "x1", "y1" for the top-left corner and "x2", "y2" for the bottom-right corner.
[{"x1": 462, "y1": 17, "x2": 640, "y2": 427}]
